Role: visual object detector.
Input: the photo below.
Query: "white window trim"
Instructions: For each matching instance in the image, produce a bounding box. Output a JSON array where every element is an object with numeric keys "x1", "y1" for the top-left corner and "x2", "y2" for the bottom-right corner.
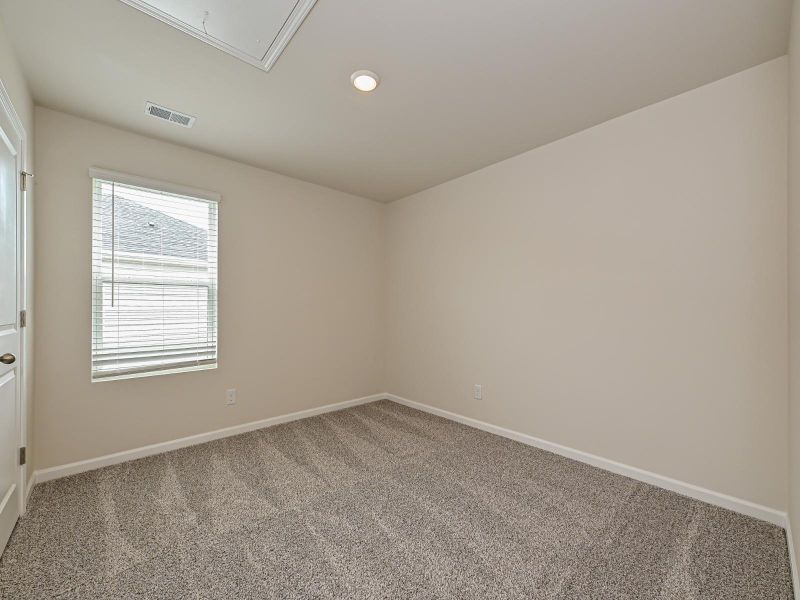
[{"x1": 88, "y1": 167, "x2": 222, "y2": 203}]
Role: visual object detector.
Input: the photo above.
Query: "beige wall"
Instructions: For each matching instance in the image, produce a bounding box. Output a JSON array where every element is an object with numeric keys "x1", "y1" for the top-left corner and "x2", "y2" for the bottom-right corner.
[
  {"x1": 789, "y1": 0, "x2": 800, "y2": 559},
  {"x1": 33, "y1": 107, "x2": 384, "y2": 470},
  {"x1": 386, "y1": 58, "x2": 789, "y2": 510},
  {"x1": 0, "y1": 19, "x2": 35, "y2": 482}
]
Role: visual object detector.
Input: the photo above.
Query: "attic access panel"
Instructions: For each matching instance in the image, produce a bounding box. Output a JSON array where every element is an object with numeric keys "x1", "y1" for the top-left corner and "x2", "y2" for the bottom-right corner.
[{"x1": 119, "y1": 0, "x2": 317, "y2": 71}]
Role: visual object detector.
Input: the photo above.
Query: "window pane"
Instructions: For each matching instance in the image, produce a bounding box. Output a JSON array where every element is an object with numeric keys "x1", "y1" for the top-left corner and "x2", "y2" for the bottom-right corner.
[{"x1": 91, "y1": 176, "x2": 218, "y2": 380}]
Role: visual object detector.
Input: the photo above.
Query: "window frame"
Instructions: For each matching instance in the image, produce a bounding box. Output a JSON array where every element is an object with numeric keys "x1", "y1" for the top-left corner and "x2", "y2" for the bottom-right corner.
[{"x1": 88, "y1": 168, "x2": 220, "y2": 382}]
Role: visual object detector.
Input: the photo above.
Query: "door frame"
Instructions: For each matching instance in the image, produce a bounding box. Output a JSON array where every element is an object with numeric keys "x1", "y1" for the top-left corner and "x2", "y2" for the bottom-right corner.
[{"x1": 0, "y1": 78, "x2": 28, "y2": 516}]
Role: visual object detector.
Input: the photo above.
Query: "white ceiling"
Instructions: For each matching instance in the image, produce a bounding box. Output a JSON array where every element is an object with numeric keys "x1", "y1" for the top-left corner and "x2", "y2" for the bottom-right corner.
[{"x1": 0, "y1": 0, "x2": 791, "y2": 202}]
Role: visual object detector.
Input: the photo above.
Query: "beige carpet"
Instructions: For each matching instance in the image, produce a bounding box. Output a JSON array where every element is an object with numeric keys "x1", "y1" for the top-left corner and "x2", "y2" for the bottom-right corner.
[{"x1": 0, "y1": 400, "x2": 794, "y2": 599}]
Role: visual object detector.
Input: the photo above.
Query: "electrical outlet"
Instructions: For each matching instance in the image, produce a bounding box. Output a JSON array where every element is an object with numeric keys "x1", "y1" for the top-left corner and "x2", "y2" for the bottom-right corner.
[
  {"x1": 226, "y1": 389, "x2": 237, "y2": 405},
  {"x1": 473, "y1": 384, "x2": 482, "y2": 400}
]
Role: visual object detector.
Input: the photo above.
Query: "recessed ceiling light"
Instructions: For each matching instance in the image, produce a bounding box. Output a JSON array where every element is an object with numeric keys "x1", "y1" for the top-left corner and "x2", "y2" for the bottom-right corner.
[{"x1": 351, "y1": 70, "x2": 380, "y2": 92}]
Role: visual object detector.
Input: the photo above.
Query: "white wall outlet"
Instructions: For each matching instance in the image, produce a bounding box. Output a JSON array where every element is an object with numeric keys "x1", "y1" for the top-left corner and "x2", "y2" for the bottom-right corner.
[
  {"x1": 225, "y1": 389, "x2": 237, "y2": 405},
  {"x1": 473, "y1": 384, "x2": 482, "y2": 400}
]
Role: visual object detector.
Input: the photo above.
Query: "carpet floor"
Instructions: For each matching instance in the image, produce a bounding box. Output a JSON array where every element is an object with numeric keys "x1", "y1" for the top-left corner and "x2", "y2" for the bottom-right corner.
[{"x1": 0, "y1": 400, "x2": 793, "y2": 599}]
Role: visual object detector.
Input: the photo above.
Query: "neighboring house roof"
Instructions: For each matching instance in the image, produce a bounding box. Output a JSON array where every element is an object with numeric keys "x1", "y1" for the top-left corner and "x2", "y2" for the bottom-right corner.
[{"x1": 100, "y1": 195, "x2": 209, "y2": 261}]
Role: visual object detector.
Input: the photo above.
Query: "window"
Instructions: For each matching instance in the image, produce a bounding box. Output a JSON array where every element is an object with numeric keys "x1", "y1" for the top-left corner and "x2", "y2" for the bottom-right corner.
[{"x1": 90, "y1": 168, "x2": 219, "y2": 380}]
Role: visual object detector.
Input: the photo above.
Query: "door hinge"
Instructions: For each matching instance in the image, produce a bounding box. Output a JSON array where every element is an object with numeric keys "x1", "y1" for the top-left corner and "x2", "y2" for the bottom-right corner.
[
  {"x1": 20, "y1": 171, "x2": 33, "y2": 192},
  {"x1": 19, "y1": 309, "x2": 26, "y2": 328},
  {"x1": 19, "y1": 447, "x2": 25, "y2": 466}
]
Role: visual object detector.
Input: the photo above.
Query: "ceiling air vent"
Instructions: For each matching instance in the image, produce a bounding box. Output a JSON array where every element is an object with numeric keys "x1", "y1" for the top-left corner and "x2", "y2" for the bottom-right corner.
[{"x1": 145, "y1": 102, "x2": 196, "y2": 128}]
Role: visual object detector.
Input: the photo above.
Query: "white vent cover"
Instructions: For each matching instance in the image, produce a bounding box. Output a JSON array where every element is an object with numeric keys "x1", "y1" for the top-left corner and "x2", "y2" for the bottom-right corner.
[
  {"x1": 145, "y1": 102, "x2": 196, "y2": 128},
  {"x1": 118, "y1": 0, "x2": 318, "y2": 72}
]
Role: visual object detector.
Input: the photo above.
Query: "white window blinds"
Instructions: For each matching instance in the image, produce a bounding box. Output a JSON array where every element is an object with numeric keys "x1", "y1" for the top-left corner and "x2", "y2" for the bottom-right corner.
[{"x1": 91, "y1": 169, "x2": 219, "y2": 380}]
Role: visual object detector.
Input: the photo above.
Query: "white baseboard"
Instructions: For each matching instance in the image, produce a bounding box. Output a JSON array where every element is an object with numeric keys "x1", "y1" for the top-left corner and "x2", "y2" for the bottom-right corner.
[
  {"x1": 29, "y1": 390, "x2": 793, "y2": 532},
  {"x1": 25, "y1": 473, "x2": 35, "y2": 504},
  {"x1": 386, "y1": 394, "x2": 788, "y2": 528},
  {"x1": 34, "y1": 393, "x2": 384, "y2": 484},
  {"x1": 786, "y1": 518, "x2": 800, "y2": 595}
]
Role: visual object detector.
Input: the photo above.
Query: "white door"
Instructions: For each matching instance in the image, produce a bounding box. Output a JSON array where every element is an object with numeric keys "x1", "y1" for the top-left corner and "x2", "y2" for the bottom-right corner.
[{"x1": 0, "y1": 98, "x2": 22, "y2": 556}]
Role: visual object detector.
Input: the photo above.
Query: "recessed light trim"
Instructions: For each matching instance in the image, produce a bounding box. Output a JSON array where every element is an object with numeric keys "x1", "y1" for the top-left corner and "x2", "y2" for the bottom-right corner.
[{"x1": 351, "y1": 70, "x2": 380, "y2": 92}]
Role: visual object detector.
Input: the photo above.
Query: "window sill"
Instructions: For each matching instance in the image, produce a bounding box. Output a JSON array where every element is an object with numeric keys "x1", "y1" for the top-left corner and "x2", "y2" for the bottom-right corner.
[{"x1": 91, "y1": 362, "x2": 217, "y2": 383}]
